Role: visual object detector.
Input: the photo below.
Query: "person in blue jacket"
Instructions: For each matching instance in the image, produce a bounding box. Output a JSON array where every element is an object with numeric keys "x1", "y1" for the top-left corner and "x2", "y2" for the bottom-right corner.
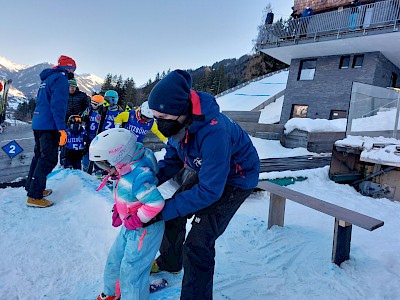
[
  {"x1": 25, "y1": 55, "x2": 76, "y2": 208},
  {"x1": 147, "y1": 69, "x2": 260, "y2": 300}
]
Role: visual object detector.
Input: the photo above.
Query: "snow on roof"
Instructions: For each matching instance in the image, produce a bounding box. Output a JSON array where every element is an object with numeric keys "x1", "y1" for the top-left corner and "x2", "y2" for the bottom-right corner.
[
  {"x1": 285, "y1": 118, "x2": 347, "y2": 134},
  {"x1": 335, "y1": 135, "x2": 400, "y2": 166}
]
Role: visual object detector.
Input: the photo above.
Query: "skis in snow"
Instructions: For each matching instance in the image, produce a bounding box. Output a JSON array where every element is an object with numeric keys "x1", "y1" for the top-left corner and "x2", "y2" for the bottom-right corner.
[{"x1": 0, "y1": 79, "x2": 13, "y2": 132}]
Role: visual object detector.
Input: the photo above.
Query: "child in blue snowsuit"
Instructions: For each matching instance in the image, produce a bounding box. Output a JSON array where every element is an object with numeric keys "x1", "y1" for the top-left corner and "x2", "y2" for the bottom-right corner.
[
  {"x1": 60, "y1": 115, "x2": 88, "y2": 170},
  {"x1": 81, "y1": 95, "x2": 104, "y2": 172},
  {"x1": 102, "y1": 90, "x2": 122, "y2": 131},
  {"x1": 90, "y1": 128, "x2": 165, "y2": 300}
]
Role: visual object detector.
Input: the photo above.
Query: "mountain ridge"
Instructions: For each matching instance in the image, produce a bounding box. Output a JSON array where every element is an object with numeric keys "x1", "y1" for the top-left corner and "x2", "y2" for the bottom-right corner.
[{"x1": 0, "y1": 56, "x2": 103, "y2": 114}]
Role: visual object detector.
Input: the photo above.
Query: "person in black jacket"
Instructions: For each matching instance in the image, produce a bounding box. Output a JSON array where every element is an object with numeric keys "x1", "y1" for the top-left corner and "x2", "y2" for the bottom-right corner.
[{"x1": 65, "y1": 79, "x2": 89, "y2": 123}]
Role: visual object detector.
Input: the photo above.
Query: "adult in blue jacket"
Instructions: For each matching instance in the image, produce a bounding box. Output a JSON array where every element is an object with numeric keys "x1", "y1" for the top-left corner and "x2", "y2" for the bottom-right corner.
[
  {"x1": 25, "y1": 55, "x2": 76, "y2": 208},
  {"x1": 148, "y1": 69, "x2": 260, "y2": 300}
]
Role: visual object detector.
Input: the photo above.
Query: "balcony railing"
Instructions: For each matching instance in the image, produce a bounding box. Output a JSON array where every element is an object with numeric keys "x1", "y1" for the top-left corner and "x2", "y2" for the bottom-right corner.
[{"x1": 257, "y1": 0, "x2": 400, "y2": 45}]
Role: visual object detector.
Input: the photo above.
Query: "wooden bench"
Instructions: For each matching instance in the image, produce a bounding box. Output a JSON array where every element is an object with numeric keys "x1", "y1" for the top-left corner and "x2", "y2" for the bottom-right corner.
[{"x1": 257, "y1": 181, "x2": 384, "y2": 266}]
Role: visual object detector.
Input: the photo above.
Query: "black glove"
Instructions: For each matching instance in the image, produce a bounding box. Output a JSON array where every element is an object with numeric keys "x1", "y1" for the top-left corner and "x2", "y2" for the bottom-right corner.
[{"x1": 142, "y1": 213, "x2": 163, "y2": 228}]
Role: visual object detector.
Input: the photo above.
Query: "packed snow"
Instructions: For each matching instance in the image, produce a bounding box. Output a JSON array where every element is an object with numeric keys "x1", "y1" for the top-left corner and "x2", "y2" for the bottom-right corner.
[
  {"x1": 349, "y1": 107, "x2": 400, "y2": 132},
  {"x1": 1, "y1": 164, "x2": 399, "y2": 299},
  {"x1": 259, "y1": 96, "x2": 284, "y2": 124}
]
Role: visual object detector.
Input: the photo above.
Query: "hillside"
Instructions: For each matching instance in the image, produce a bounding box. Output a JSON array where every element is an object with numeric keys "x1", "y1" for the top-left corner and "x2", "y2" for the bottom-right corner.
[{"x1": 139, "y1": 52, "x2": 288, "y2": 101}]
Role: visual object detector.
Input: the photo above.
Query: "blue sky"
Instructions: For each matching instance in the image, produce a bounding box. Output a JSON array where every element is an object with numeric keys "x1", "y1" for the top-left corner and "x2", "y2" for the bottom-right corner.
[{"x1": 2, "y1": 0, "x2": 292, "y2": 86}]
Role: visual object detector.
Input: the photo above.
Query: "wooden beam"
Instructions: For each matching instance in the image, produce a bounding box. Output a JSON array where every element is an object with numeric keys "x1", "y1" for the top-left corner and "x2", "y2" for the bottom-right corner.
[
  {"x1": 258, "y1": 181, "x2": 384, "y2": 231},
  {"x1": 332, "y1": 218, "x2": 352, "y2": 266},
  {"x1": 268, "y1": 193, "x2": 286, "y2": 229}
]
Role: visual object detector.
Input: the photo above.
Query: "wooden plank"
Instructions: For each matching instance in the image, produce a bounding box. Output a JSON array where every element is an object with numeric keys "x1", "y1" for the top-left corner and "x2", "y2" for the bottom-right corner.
[
  {"x1": 332, "y1": 219, "x2": 352, "y2": 266},
  {"x1": 308, "y1": 131, "x2": 346, "y2": 142},
  {"x1": 253, "y1": 132, "x2": 281, "y2": 140},
  {"x1": 223, "y1": 111, "x2": 261, "y2": 123},
  {"x1": 268, "y1": 193, "x2": 286, "y2": 229},
  {"x1": 236, "y1": 122, "x2": 284, "y2": 135},
  {"x1": 257, "y1": 181, "x2": 384, "y2": 231}
]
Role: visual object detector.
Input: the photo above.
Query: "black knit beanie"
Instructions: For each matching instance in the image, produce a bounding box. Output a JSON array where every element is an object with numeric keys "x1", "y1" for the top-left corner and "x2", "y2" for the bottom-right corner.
[{"x1": 148, "y1": 69, "x2": 192, "y2": 116}]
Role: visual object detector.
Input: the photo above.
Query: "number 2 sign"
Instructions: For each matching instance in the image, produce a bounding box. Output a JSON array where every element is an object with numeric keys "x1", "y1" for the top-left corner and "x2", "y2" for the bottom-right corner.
[{"x1": 2, "y1": 140, "x2": 23, "y2": 159}]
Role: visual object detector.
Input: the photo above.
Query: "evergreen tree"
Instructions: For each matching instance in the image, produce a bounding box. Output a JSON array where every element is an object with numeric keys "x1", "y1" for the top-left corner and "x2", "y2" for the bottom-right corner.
[
  {"x1": 100, "y1": 74, "x2": 113, "y2": 95},
  {"x1": 213, "y1": 65, "x2": 228, "y2": 95},
  {"x1": 124, "y1": 78, "x2": 138, "y2": 107},
  {"x1": 115, "y1": 75, "x2": 125, "y2": 107},
  {"x1": 15, "y1": 98, "x2": 35, "y2": 122}
]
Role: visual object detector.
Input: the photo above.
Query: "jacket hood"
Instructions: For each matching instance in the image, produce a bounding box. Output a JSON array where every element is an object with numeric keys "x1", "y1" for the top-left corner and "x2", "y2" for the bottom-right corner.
[{"x1": 40, "y1": 67, "x2": 66, "y2": 81}]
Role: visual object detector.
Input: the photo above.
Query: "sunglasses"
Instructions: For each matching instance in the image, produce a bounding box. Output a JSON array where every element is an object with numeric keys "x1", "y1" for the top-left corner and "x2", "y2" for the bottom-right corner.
[
  {"x1": 94, "y1": 160, "x2": 113, "y2": 171},
  {"x1": 104, "y1": 96, "x2": 115, "y2": 102}
]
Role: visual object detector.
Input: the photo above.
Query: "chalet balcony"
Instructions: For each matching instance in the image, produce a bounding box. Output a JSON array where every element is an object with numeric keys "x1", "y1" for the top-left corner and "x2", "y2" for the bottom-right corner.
[{"x1": 257, "y1": 0, "x2": 400, "y2": 67}]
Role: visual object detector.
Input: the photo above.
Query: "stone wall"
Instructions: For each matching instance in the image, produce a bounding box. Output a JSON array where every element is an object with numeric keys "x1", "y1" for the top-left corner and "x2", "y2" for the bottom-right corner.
[{"x1": 294, "y1": 0, "x2": 364, "y2": 13}]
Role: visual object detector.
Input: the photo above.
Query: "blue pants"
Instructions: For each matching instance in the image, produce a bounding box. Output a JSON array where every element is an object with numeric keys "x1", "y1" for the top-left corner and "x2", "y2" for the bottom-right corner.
[
  {"x1": 82, "y1": 153, "x2": 89, "y2": 172},
  {"x1": 104, "y1": 221, "x2": 164, "y2": 299},
  {"x1": 350, "y1": 13, "x2": 358, "y2": 30}
]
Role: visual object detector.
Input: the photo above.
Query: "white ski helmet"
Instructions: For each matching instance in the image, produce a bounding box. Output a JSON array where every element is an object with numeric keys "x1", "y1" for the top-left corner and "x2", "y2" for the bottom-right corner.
[
  {"x1": 140, "y1": 101, "x2": 154, "y2": 119},
  {"x1": 89, "y1": 128, "x2": 137, "y2": 167}
]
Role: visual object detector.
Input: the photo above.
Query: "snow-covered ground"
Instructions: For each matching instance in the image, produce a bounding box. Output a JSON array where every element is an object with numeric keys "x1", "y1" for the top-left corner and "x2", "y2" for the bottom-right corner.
[
  {"x1": 1, "y1": 165, "x2": 399, "y2": 299},
  {"x1": 216, "y1": 71, "x2": 288, "y2": 111},
  {"x1": 1, "y1": 68, "x2": 400, "y2": 299}
]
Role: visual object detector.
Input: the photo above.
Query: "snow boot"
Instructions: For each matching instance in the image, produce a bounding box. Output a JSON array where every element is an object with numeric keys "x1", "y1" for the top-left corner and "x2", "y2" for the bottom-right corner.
[
  {"x1": 27, "y1": 197, "x2": 54, "y2": 208},
  {"x1": 43, "y1": 189, "x2": 52, "y2": 197},
  {"x1": 96, "y1": 293, "x2": 120, "y2": 300},
  {"x1": 150, "y1": 260, "x2": 181, "y2": 274}
]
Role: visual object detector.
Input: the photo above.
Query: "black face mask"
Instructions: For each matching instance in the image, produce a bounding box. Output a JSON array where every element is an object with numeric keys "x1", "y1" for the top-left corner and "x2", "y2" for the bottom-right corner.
[
  {"x1": 156, "y1": 118, "x2": 184, "y2": 137},
  {"x1": 67, "y1": 72, "x2": 75, "y2": 80}
]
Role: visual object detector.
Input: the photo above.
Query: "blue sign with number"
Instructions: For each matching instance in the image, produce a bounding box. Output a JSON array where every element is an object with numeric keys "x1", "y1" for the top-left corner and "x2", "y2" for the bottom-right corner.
[{"x1": 2, "y1": 140, "x2": 23, "y2": 158}]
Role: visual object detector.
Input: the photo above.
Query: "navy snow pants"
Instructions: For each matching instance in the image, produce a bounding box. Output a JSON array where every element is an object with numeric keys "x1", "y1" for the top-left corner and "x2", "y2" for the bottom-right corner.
[
  {"x1": 156, "y1": 185, "x2": 253, "y2": 300},
  {"x1": 26, "y1": 130, "x2": 59, "y2": 199}
]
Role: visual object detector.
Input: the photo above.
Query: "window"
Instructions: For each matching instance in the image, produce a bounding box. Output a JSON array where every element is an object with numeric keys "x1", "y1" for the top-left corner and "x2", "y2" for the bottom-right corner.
[
  {"x1": 291, "y1": 105, "x2": 309, "y2": 118},
  {"x1": 390, "y1": 72, "x2": 398, "y2": 88},
  {"x1": 298, "y1": 59, "x2": 316, "y2": 80},
  {"x1": 352, "y1": 54, "x2": 364, "y2": 68},
  {"x1": 339, "y1": 56, "x2": 350, "y2": 69},
  {"x1": 329, "y1": 110, "x2": 347, "y2": 120}
]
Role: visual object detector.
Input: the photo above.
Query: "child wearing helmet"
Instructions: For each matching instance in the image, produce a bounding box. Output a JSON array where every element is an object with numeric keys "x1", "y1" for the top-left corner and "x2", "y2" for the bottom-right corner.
[
  {"x1": 90, "y1": 128, "x2": 165, "y2": 300},
  {"x1": 114, "y1": 101, "x2": 167, "y2": 143},
  {"x1": 81, "y1": 95, "x2": 105, "y2": 172},
  {"x1": 60, "y1": 115, "x2": 89, "y2": 169},
  {"x1": 102, "y1": 90, "x2": 122, "y2": 131}
]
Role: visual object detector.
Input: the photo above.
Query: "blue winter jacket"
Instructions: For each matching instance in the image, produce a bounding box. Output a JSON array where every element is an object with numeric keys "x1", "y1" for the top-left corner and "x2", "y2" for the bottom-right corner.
[
  {"x1": 158, "y1": 91, "x2": 260, "y2": 221},
  {"x1": 32, "y1": 68, "x2": 69, "y2": 130}
]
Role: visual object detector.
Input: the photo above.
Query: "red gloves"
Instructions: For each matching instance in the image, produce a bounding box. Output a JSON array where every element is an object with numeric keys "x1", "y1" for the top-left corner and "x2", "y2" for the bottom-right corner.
[
  {"x1": 124, "y1": 214, "x2": 143, "y2": 230},
  {"x1": 111, "y1": 204, "x2": 122, "y2": 227}
]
